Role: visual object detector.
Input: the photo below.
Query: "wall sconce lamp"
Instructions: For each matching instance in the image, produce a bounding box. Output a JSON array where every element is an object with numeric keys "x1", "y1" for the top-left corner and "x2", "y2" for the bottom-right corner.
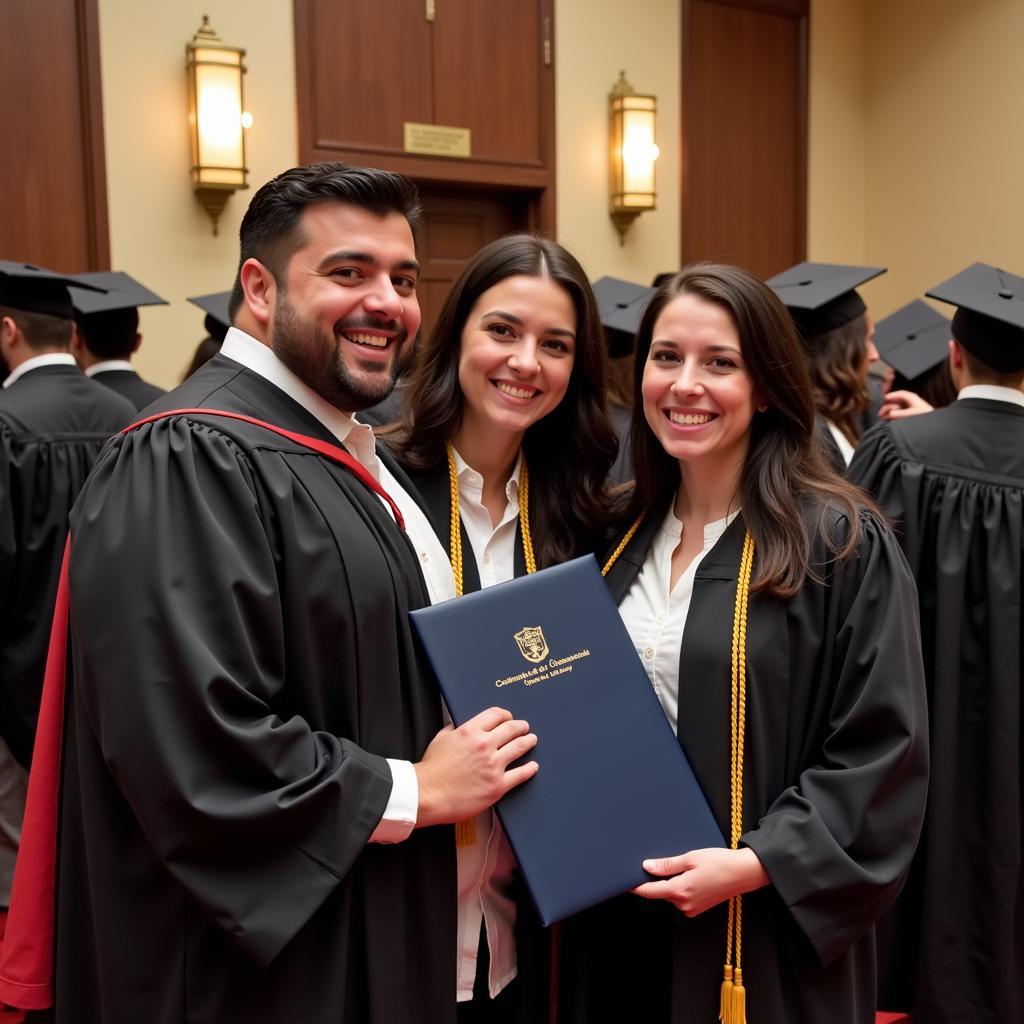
[
  {"x1": 186, "y1": 16, "x2": 252, "y2": 236},
  {"x1": 608, "y1": 71, "x2": 660, "y2": 245}
]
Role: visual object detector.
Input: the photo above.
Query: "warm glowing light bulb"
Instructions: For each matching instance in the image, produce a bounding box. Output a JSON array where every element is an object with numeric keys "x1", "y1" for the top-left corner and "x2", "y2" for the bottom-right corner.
[{"x1": 241, "y1": 111, "x2": 254, "y2": 129}]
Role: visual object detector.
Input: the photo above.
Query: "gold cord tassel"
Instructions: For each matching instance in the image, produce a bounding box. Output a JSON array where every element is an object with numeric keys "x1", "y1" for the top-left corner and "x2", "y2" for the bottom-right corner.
[
  {"x1": 720, "y1": 531, "x2": 755, "y2": 1024},
  {"x1": 731, "y1": 966, "x2": 747, "y2": 1024},
  {"x1": 719, "y1": 963, "x2": 734, "y2": 1022}
]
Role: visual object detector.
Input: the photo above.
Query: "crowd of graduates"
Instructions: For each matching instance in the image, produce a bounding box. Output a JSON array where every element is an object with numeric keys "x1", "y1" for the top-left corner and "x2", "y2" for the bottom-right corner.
[{"x1": 0, "y1": 161, "x2": 1021, "y2": 1024}]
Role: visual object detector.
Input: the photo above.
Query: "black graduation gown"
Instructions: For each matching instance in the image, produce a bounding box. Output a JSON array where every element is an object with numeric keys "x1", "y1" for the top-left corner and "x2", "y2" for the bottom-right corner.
[
  {"x1": 560, "y1": 501, "x2": 929, "y2": 1024},
  {"x1": 90, "y1": 367, "x2": 166, "y2": 411},
  {"x1": 0, "y1": 364, "x2": 135, "y2": 766},
  {"x1": 384, "y1": 455, "x2": 552, "y2": 1019},
  {"x1": 607, "y1": 404, "x2": 634, "y2": 486},
  {"x1": 848, "y1": 398, "x2": 1024, "y2": 1024},
  {"x1": 55, "y1": 354, "x2": 456, "y2": 1024}
]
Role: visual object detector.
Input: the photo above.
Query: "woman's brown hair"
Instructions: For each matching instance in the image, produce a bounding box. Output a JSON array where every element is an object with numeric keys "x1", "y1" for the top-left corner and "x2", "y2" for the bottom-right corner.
[
  {"x1": 802, "y1": 313, "x2": 871, "y2": 445},
  {"x1": 388, "y1": 233, "x2": 618, "y2": 567},
  {"x1": 623, "y1": 263, "x2": 878, "y2": 598}
]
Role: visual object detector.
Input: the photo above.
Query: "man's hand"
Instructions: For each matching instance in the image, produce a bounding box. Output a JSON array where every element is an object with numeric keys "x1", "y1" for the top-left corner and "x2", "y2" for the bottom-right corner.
[
  {"x1": 414, "y1": 707, "x2": 538, "y2": 827},
  {"x1": 631, "y1": 847, "x2": 769, "y2": 916},
  {"x1": 879, "y1": 390, "x2": 934, "y2": 420}
]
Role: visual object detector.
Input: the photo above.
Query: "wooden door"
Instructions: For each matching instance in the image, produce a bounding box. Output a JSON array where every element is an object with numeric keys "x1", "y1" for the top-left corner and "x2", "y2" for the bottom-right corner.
[
  {"x1": 415, "y1": 186, "x2": 528, "y2": 339},
  {"x1": 294, "y1": 0, "x2": 555, "y2": 232},
  {"x1": 0, "y1": 0, "x2": 109, "y2": 270},
  {"x1": 681, "y1": 0, "x2": 808, "y2": 278},
  {"x1": 433, "y1": 0, "x2": 546, "y2": 168}
]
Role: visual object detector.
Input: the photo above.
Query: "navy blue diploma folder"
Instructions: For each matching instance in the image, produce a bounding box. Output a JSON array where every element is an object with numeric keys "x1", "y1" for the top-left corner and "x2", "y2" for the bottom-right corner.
[{"x1": 409, "y1": 555, "x2": 724, "y2": 926}]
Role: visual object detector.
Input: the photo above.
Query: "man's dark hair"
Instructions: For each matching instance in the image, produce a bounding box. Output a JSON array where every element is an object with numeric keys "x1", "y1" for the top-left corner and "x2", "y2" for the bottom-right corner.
[
  {"x1": 0, "y1": 305, "x2": 72, "y2": 352},
  {"x1": 76, "y1": 308, "x2": 140, "y2": 360},
  {"x1": 228, "y1": 162, "x2": 421, "y2": 320}
]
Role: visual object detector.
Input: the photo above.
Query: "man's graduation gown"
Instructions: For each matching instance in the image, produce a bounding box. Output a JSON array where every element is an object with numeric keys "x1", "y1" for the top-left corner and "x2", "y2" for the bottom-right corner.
[
  {"x1": 0, "y1": 365, "x2": 134, "y2": 767},
  {"x1": 560, "y1": 501, "x2": 928, "y2": 1024},
  {"x1": 849, "y1": 398, "x2": 1024, "y2": 1023},
  {"x1": 52, "y1": 356, "x2": 455, "y2": 1024}
]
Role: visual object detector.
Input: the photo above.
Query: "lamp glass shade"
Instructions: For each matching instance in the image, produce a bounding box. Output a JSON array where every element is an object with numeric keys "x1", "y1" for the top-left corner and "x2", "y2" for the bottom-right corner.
[
  {"x1": 610, "y1": 93, "x2": 657, "y2": 213},
  {"x1": 188, "y1": 44, "x2": 247, "y2": 188}
]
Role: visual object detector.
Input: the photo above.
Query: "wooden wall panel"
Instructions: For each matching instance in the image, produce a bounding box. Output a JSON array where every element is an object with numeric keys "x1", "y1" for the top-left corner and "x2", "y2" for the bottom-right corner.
[
  {"x1": 294, "y1": 0, "x2": 555, "y2": 235},
  {"x1": 415, "y1": 186, "x2": 526, "y2": 337},
  {"x1": 0, "y1": 0, "x2": 109, "y2": 271},
  {"x1": 303, "y1": 0, "x2": 433, "y2": 154},
  {"x1": 681, "y1": 0, "x2": 807, "y2": 278},
  {"x1": 433, "y1": 0, "x2": 544, "y2": 167}
]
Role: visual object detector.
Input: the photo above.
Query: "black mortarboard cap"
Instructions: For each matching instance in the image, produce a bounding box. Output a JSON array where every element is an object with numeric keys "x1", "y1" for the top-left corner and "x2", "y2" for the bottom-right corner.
[
  {"x1": 766, "y1": 261, "x2": 886, "y2": 339},
  {"x1": 874, "y1": 301, "x2": 951, "y2": 383},
  {"x1": 187, "y1": 292, "x2": 232, "y2": 344},
  {"x1": 68, "y1": 271, "x2": 167, "y2": 315},
  {"x1": 926, "y1": 262, "x2": 1024, "y2": 373},
  {"x1": 592, "y1": 276, "x2": 655, "y2": 358},
  {"x1": 0, "y1": 260, "x2": 105, "y2": 320}
]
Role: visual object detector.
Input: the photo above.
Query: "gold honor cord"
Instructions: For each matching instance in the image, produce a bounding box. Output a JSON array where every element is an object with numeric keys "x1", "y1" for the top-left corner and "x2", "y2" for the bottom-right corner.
[
  {"x1": 605, "y1": 517, "x2": 757, "y2": 1024},
  {"x1": 721, "y1": 530, "x2": 755, "y2": 1024}
]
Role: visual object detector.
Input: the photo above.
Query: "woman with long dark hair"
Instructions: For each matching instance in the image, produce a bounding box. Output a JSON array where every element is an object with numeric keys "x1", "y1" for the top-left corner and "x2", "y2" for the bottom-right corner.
[
  {"x1": 561, "y1": 264, "x2": 928, "y2": 1024},
  {"x1": 381, "y1": 233, "x2": 617, "y2": 1022}
]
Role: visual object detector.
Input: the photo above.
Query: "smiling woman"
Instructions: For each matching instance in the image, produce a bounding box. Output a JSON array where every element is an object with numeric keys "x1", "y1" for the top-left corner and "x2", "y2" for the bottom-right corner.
[
  {"x1": 558, "y1": 264, "x2": 929, "y2": 1024},
  {"x1": 378, "y1": 233, "x2": 618, "y2": 1021}
]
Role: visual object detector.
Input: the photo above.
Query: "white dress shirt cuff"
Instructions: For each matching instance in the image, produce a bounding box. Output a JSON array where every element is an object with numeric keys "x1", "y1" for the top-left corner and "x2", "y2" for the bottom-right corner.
[{"x1": 369, "y1": 758, "x2": 419, "y2": 843}]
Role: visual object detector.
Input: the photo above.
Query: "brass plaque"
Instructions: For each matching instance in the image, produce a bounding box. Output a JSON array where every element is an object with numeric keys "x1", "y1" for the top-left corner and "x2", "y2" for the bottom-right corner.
[{"x1": 403, "y1": 122, "x2": 471, "y2": 158}]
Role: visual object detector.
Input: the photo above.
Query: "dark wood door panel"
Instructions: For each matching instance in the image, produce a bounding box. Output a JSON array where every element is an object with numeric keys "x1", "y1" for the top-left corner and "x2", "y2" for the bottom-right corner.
[
  {"x1": 300, "y1": 0, "x2": 433, "y2": 153},
  {"x1": 0, "y1": 0, "x2": 109, "y2": 270},
  {"x1": 682, "y1": 0, "x2": 807, "y2": 279},
  {"x1": 415, "y1": 185, "x2": 528, "y2": 338},
  {"x1": 433, "y1": 0, "x2": 544, "y2": 167}
]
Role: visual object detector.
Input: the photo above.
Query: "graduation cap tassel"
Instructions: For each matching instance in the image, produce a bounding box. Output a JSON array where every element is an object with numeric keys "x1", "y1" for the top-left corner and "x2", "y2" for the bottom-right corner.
[{"x1": 732, "y1": 966, "x2": 747, "y2": 1024}]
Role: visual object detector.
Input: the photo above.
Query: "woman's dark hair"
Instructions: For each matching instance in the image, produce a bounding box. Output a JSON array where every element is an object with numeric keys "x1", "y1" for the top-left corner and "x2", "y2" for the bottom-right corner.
[
  {"x1": 802, "y1": 313, "x2": 871, "y2": 445},
  {"x1": 892, "y1": 358, "x2": 957, "y2": 409},
  {"x1": 228, "y1": 162, "x2": 421, "y2": 319},
  {"x1": 389, "y1": 233, "x2": 617, "y2": 567},
  {"x1": 623, "y1": 263, "x2": 877, "y2": 598}
]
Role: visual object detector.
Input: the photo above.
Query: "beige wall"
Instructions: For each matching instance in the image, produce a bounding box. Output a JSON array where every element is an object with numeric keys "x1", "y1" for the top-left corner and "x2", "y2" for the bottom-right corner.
[
  {"x1": 97, "y1": 0, "x2": 1024, "y2": 386},
  {"x1": 97, "y1": 0, "x2": 297, "y2": 387},
  {"x1": 808, "y1": 0, "x2": 1024, "y2": 319},
  {"x1": 554, "y1": 0, "x2": 681, "y2": 288},
  {"x1": 863, "y1": 0, "x2": 1024, "y2": 316},
  {"x1": 807, "y1": 0, "x2": 867, "y2": 265}
]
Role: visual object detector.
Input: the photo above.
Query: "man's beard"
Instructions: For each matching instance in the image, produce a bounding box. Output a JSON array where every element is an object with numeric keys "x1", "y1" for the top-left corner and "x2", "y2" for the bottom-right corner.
[{"x1": 270, "y1": 293, "x2": 406, "y2": 412}]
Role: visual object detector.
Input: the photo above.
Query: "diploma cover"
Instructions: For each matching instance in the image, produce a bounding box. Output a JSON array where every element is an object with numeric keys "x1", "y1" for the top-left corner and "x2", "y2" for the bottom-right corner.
[{"x1": 410, "y1": 555, "x2": 724, "y2": 926}]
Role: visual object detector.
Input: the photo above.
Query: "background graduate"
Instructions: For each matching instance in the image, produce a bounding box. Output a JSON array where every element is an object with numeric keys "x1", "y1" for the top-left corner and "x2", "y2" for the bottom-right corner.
[
  {"x1": 562, "y1": 263, "x2": 928, "y2": 1024},
  {"x1": 767, "y1": 261, "x2": 886, "y2": 468},
  {"x1": 69, "y1": 270, "x2": 168, "y2": 410},
  {"x1": 382, "y1": 233, "x2": 616, "y2": 1021},
  {"x1": 849, "y1": 262, "x2": 1024, "y2": 1024},
  {"x1": 0, "y1": 264, "x2": 133, "y2": 956},
  {"x1": 872, "y1": 299, "x2": 957, "y2": 420}
]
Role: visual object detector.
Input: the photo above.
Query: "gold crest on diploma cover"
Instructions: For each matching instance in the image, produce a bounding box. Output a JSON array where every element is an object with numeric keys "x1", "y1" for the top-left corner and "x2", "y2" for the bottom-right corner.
[{"x1": 514, "y1": 626, "x2": 549, "y2": 663}]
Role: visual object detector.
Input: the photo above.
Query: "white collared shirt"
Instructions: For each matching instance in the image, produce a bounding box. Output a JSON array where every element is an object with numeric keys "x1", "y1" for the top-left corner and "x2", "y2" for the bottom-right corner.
[
  {"x1": 85, "y1": 359, "x2": 134, "y2": 376},
  {"x1": 958, "y1": 383, "x2": 1024, "y2": 408},
  {"x1": 3, "y1": 352, "x2": 77, "y2": 389},
  {"x1": 218, "y1": 327, "x2": 418, "y2": 844},
  {"x1": 394, "y1": 444, "x2": 521, "y2": 1000},
  {"x1": 825, "y1": 420, "x2": 855, "y2": 467},
  {"x1": 618, "y1": 505, "x2": 739, "y2": 733},
  {"x1": 450, "y1": 446, "x2": 520, "y2": 1001}
]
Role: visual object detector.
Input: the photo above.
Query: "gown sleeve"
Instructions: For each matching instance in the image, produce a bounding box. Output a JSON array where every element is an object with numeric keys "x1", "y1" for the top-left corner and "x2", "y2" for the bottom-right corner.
[
  {"x1": 741, "y1": 512, "x2": 930, "y2": 966},
  {"x1": 68, "y1": 418, "x2": 396, "y2": 965}
]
